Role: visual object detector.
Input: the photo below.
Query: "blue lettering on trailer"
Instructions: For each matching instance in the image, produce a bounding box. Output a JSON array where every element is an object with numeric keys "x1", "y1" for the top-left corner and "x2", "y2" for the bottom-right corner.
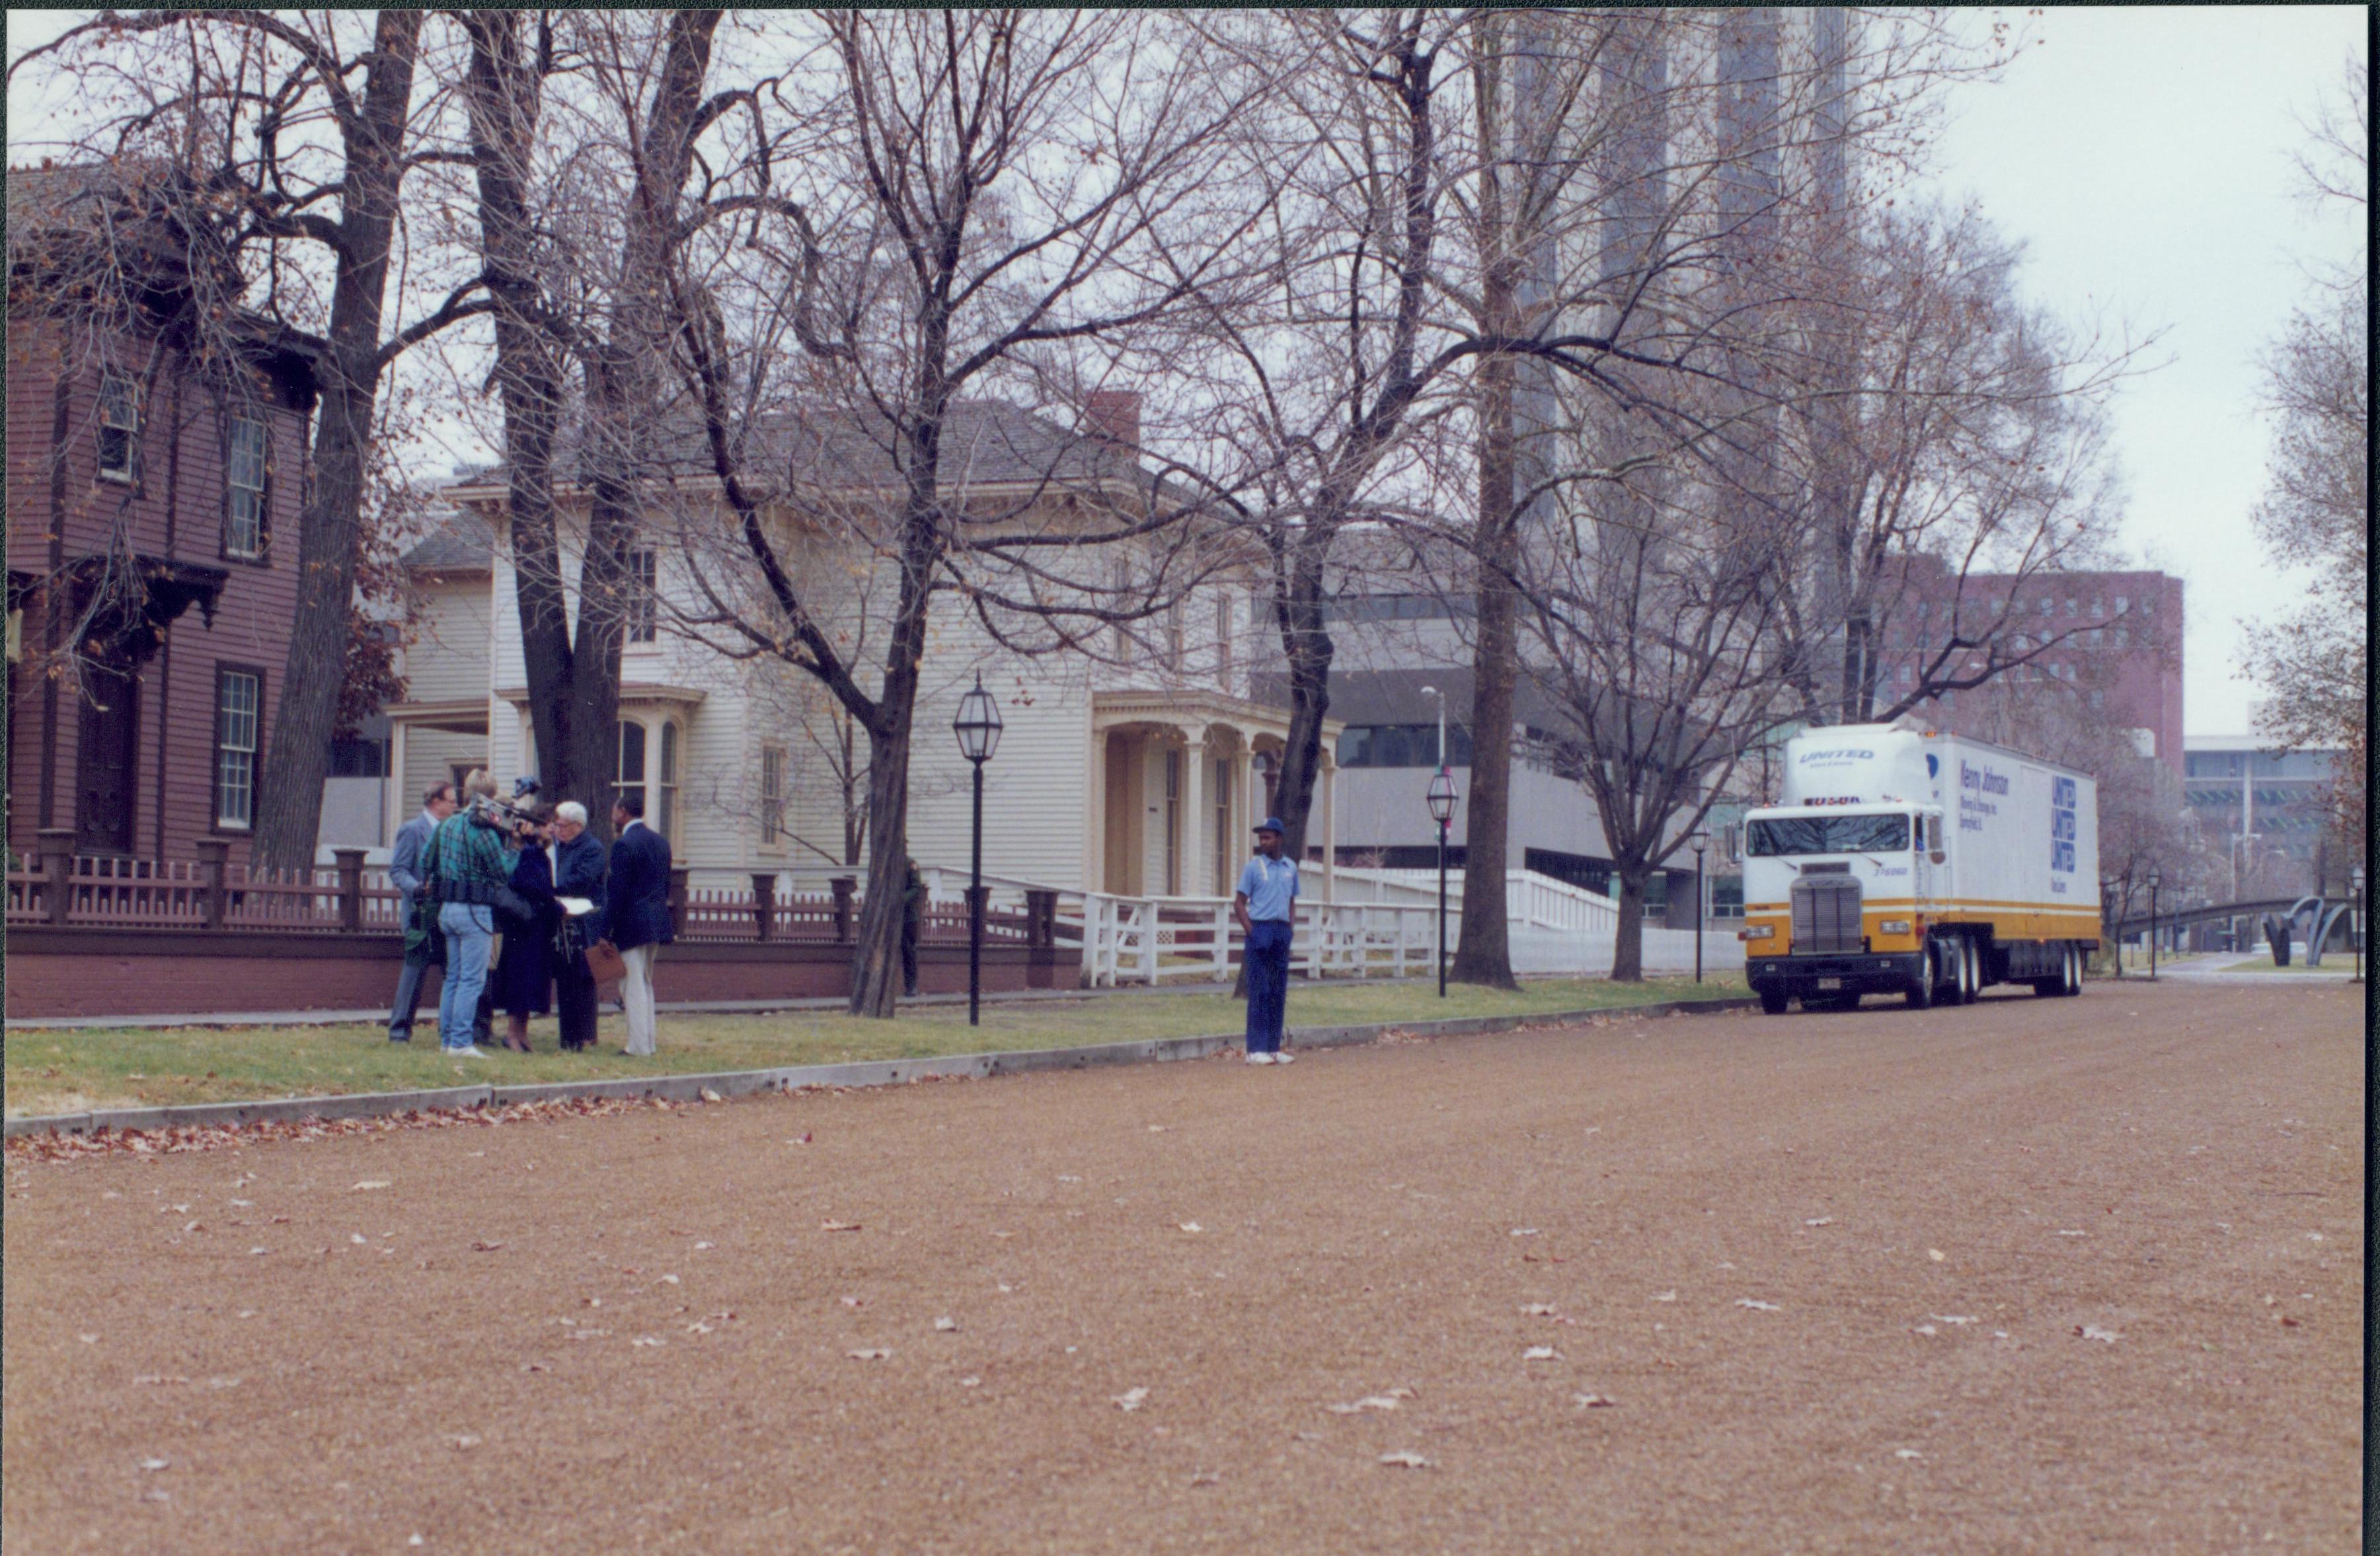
[{"x1": 2050, "y1": 776, "x2": 2077, "y2": 874}]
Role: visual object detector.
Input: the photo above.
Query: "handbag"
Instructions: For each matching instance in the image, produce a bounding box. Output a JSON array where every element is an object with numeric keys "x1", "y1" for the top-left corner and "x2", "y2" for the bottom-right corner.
[{"x1": 583, "y1": 937, "x2": 627, "y2": 984}]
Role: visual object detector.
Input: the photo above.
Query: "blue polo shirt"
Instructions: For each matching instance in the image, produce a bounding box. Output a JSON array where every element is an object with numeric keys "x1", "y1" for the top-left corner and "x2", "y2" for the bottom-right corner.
[{"x1": 1235, "y1": 853, "x2": 1300, "y2": 922}]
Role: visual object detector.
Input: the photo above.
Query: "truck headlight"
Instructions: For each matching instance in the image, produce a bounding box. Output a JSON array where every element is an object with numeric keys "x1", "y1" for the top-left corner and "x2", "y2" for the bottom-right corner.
[
  {"x1": 1738, "y1": 925, "x2": 1775, "y2": 941},
  {"x1": 1878, "y1": 919, "x2": 1911, "y2": 935}
]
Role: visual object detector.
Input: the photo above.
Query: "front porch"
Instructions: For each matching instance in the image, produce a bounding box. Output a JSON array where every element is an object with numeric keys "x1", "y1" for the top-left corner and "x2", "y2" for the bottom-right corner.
[{"x1": 1087, "y1": 689, "x2": 1343, "y2": 900}]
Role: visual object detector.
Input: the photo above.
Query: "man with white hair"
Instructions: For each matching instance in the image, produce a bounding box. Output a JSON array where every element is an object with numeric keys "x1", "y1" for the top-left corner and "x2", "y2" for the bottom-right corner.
[{"x1": 550, "y1": 800, "x2": 607, "y2": 1051}]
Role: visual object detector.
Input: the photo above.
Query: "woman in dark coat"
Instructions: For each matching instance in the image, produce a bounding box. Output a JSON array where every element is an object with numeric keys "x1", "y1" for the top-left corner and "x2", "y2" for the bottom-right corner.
[
  {"x1": 493, "y1": 809, "x2": 557, "y2": 1050},
  {"x1": 550, "y1": 801, "x2": 609, "y2": 1052}
]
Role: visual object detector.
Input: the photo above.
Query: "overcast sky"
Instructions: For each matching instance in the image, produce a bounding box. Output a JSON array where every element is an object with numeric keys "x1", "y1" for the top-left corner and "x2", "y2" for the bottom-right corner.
[
  {"x1": 9, "y1": 8, "x2": 2365, "y2": 739},
  {"x1": 1929, "y1": 7, "x2": 2365, "y2": 737}
]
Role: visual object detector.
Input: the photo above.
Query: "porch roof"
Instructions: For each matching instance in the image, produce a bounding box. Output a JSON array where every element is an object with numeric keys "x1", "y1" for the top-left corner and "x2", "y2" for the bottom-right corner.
[{"x1": 1092, "y1": 687, "x2": 1342, "y2": 749}]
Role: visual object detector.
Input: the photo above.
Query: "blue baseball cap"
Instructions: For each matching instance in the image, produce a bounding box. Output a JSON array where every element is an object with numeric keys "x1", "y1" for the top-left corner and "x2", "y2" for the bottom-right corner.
[{"x1": 1254, "y1": 816, "x2": 1285, "y2": 834}]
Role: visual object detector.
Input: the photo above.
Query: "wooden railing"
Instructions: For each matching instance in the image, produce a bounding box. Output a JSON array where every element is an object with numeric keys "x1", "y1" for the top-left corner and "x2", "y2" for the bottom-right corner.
[{"x1": 1076, "y1": 893, "x2": 1441, "y2": 988}]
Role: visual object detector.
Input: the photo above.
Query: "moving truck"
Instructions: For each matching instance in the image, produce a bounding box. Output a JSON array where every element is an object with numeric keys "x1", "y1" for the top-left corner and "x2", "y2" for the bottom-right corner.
[{"x1": 1734, "y1": 724, "x2": 2100, "y2": 1014}]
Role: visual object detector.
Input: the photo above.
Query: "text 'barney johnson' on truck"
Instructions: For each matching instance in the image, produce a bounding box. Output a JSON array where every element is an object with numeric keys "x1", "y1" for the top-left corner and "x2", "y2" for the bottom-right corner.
[{"x1": 1733, "y1": 724, "x2": 2100, "y2": 1016}]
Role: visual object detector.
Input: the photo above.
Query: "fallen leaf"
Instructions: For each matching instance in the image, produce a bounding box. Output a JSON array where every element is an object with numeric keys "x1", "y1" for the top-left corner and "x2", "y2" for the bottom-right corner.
[
  {"x1": 839, "y1": 1296, "x2": 866, "y2": 1309},
  {"x1": 350, "y1": 1234, "x2": 367, "y2": 1245},
  {"x1": 1189, "y1": 1471, "x2": 1221, "y2": 1487},
  {"x1": 1523, "y1": 1346, "x2": 1561, "y2": 1360},
  {"x1": 821, "y1": 1220, "x2": 862, "y2": 1232},
  {"x1": 658, "y1": 1274, "x2": 679, "y2": 1286},
  {"x1": 699, "y1": 1088, "x2": 723, "y2": 1104},
  {"x1": 1895, "y1": 1448, "x2": 1924, "y2": 1461},
  {"x1": 140, "y1": 1457, "x2": 170, "y2": 1471},
  {"x1": 1804, "y1": 1216, "x2": 1834, "y2": 1227},
  {"x1": 631, "y1": 1337, "x2": 664, "y2": 1349},
  {"x1": 1178, "y1": 1222, "x2": 1204, "y2": 1234},
  {"x1": 1652, "y1": 1290, "x2": 1677, "y2": 1303},
  {"x1": 1147, "y1": 1125, "x2": 1166, "y2": 1133},
  {"x1": 78, "y1": 1333, "x2": 98, "y2": 1344},
  {"x1": 1113, "y1": 1386, "x2": 1150, "y2": 1412},
  {"x1": 787, "y1": 1133, "x2": 812, "y2": 1145},
  {"x1": 353, "y1": 1181, "x2": 392, "y2": 1193},
  {"x1": 1519, "y1": 1304, "x2": 1556, "y2": 1316},
  {"x1": 1326, "y1": 1395, "x2": 1402, "y2": 1414},
  {"x1": 1930, "y1": 1315, "x2": 1977, "y2": 1325},
  {"x1": 1510, "y1": 1228, "x2": 1540, "y2": 1238},
  {"x1": 448, "y1": 1434, "x2": 481, "y2": 1450},
  {"x1": 2075, "y1": 1325, "x2": 2122, "y2": 1343},
  {"x1": 694, "y1": 1241, "x2": 713, "y2": 1250},
  {"x1": 471, "y1": 1240, "x2": 504, "y2": 1253},
  {"x1": 935, "y1": 1316, "x2": 959, "y2": 1333},
  {"x1": 1927, "y1": 1249, "x2": 1946, "y2": 1263},
  {"x1": 959, "y1": 1376, "x2": 981, "y2": 1388},
  {"x1": 1573, "y1": 1392, "x2": 1617, "y2": 1408},
  {"x1": 1378, "y1": 1450, "x2": 1432, "y2": 1469},
  {"x1": 133, "y1": 1375, "x2": 190, "y2": 1386},
  {"x1": 1736, "y1": 1299, "x2": 1781, "y2": 1312},
  {"x1": 1912, "y1": 1324, "x2": 1939, "y2": 1337},
  {"x1": 2056, "y1": 1230, "x2": 2087, "y2": 1238},
  {"x1": 848, "y1": 1348, "x2": 892, "y2": 1361}
]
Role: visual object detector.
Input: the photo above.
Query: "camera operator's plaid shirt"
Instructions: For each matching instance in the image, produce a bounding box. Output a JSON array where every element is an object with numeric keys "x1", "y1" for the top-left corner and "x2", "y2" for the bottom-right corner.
[{"x1": 426, "y1": 809, "x2": 512, "y2": 901}]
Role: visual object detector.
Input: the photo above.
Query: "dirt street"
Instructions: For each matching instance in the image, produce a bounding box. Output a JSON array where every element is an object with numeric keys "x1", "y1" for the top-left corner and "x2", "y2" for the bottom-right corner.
[{"x1": 3, "y1": 980, "x2": 2362, "y2": 1554}]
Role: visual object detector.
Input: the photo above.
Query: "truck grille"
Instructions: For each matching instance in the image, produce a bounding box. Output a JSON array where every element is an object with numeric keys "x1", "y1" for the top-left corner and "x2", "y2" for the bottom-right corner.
[{"x1": 1790, "y1": 873, "x2": 1864, "y2": 954}]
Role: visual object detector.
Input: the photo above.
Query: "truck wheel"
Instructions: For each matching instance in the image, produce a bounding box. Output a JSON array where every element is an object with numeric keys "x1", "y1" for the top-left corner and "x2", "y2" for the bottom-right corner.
[
  {"x1": 1956, "y1": 939, "x2": 1980, "y2": 1004},
  {"x1": 2062, "y1": 943, "x2": 2085, "y2": 996},
  {"x1": 1905, "y1": 963, "x2": 1935, "y2": 1009},
  {"x1": 1759, "y1": 988, "x2": 1790, "y2": 1016}
]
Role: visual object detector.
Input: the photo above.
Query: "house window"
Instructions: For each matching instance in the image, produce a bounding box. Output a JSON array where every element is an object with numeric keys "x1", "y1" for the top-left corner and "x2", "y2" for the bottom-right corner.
[
  {"x1": 658, "y1": 720, "x2": 679, "y2": 842},
  {"x1": 2065, "y1": 597, "x2": 2077, "y2": 615},
  {"x1": 2038, "y1": 597, "x2": 2052, "y2": 616},
  {"x1": 1213, "y1": 757, "x2": 1231, "y2": 893},
  {"x1": 2113, "y1": 628, "x2": 2128, "y2": 648},
  {"x1": 1215, "y1": 596, "x2": 1233, "y2": 685},
  {"x1": 2090, "y1": 690, "x2": 2104, "y2": 708},
  {"x1": 761, "y1": 745, "x2": 786, "y2": 845},
  {"x1": 626, "y1": 548, "x2": 658, "y2": 644},
  {"x1": 98, "y1": 372, "x2": 140, "y2": 482},
  {"x1": 227, "y1": 416, "x2": 268, "y2": 559},
  {"x1": 1163, "y1": 749, "x2": 1180, "y2": 895},
  {"x1": 214, "y1": 669, "x2": 261, "y2": 829},
  {"x1": 1165, "y1": 603, "x2": 1186, "y2": 672},
  {"x1": 617, "y1": 719, "x2": 646, "y2": 818},
  {"x1": 2114, "y1": 594, "x2": 2128, "y2": 614}
]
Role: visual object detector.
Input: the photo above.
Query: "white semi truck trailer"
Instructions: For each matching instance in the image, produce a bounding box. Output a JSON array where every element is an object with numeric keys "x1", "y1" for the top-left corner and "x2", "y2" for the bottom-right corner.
[{"x1": 1736, "y1": 725, "x2": 2100, "y2": 1014}]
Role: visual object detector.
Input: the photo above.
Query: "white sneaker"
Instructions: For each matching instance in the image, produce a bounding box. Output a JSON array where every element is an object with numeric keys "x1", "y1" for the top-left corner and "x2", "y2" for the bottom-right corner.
[
  {"x1": 445, "y1": 1045, "x2": 489, "y2": 1059},
  {"x1": 1272, "y1": 1050, "x2": 1295, "y2": 1065},
  {"x1": 1245, "y1": 1051, "x2": 1275, "y2": 1065}
]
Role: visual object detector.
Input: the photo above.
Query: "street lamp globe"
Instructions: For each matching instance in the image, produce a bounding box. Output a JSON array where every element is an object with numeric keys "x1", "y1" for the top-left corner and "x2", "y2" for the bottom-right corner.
[
  {"x1": 1426, "y1": 768, "x2": 1458, "y2": 825},
  {"x1": 2355, "y1": 865, "x2": 2366, "y2": 897},
  {"x1": 1689, "y1": 830, "x2": 1709, "y2": 858},
  {"x1": 2145, "y1": 866, "x2": 2161, "y2": 893},
  {"x1": 953, "y1": 673, "x2": 1003, "y2": 764}
]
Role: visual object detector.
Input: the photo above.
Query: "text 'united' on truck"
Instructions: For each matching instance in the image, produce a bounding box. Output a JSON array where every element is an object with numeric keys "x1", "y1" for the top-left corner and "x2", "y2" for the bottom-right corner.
[{"x1": 1732, "y1": 725, "x2": 2100, "y2": 1015}]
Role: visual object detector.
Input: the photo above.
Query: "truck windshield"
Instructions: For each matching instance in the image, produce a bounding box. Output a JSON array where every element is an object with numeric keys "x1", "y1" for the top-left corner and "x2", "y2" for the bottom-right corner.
[{"x1": 1748, "y1": 814, "x2": 1911, "y2": 856}]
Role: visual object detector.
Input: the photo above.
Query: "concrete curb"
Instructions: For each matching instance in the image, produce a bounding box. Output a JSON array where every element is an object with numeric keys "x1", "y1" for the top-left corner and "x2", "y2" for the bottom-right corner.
[{"x1": 3, "y1": 997, "x2": 1757, "y2": 1139}]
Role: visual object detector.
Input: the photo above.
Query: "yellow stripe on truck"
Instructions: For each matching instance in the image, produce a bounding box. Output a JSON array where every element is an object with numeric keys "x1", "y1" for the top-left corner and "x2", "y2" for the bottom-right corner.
[{"x1": 1740, "y1": 905, "x2": 2101, "y2": 957}]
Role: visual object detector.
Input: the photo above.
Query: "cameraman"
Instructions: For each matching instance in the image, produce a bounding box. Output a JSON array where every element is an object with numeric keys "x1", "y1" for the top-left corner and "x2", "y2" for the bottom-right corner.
[{"x1": 422, "y1": 768, "x2": 516, "y2": 1056}]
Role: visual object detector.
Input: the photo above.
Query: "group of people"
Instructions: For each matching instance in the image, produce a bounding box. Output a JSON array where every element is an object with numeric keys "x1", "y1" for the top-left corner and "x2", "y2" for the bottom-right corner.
[
  {"x1": 390, "y1": 777, "x2": 1305, "y2": 1063},
  {"x1": 386, "y1": 770, "x2": 674, "y2": 1057}
]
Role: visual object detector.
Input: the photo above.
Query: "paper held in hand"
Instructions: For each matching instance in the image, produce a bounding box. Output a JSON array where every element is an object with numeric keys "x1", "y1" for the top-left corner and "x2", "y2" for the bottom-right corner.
[{"x1": 555, "y1": 897, "x2": 599, "y2": 918}]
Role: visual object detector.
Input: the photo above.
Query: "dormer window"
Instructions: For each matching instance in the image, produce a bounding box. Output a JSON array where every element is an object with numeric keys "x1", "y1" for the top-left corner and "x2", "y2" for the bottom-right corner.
[{"x1": 98, "y1": 373, "x2": 140, "y2": 482}]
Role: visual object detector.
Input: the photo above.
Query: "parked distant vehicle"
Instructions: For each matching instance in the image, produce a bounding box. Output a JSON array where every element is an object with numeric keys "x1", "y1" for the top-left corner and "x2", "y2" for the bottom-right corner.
[{"x1": 1733, "y1": 725, "x2": 2100, "y2": 1014}]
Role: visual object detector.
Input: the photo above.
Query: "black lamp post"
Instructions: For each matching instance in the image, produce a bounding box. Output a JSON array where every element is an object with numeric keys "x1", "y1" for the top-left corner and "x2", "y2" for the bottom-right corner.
[
  {"x1": 952, "y1": 673, "x2": 1003, "y2": 1025},
  {"x1": 1426, "y1": 768, "x2": 1457, "y2": 997},
  {"x1": 1688, "y1": 830, "x2": 1710, "y2": 984},
  {"x1": 2145, "y1": 866, "x2": 2161, "y2": 981},
  {"x1": 2354, "y1": 864, "x2": 2365, "y2": 983}
]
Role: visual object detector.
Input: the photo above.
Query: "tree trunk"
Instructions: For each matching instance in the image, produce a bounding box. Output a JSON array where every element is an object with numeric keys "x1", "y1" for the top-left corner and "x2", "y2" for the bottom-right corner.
[
  {"x1": 1268, "y1": 542, "x2": 1335, "y2": 868},
  {"x1": 1454, "y1": 350, "x2": 1519, "y2": 990},
  {"x1": 250, "y1": 10, "x2": 422, "y2": 868},
  {"x1": 849, "y1": 718, "x2": 916, "y2": 1017},
  {"x1": 1610, "y1": 866, "x2": 1648, "y2": 982}
]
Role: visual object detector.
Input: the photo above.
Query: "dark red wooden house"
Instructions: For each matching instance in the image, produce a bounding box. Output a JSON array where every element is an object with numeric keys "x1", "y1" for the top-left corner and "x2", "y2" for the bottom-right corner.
[{"x1": 7, "y1": 164, "x2": 317, "y2": 868}]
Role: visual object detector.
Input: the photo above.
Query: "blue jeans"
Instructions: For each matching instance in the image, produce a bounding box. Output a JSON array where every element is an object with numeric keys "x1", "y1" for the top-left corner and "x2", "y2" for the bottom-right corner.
[
  {"x1": 1245, "y1": 919, "x2": 1293, "y2": 1053},
  {"x1": 437, "y1": 904, "x2": 495, "y2": 1049}
]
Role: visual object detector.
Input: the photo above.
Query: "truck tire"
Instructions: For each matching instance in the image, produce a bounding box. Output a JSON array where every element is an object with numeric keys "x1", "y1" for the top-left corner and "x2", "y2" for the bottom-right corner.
[
  {"x1": 1905, "y1": 960, "x2": 1935, "y2": 1009},
  {"x1": 1759, "y1": 987, "x2": 1790, "y2": 1016},
  {"x1": 2062, "y1": 942, "x2": 2085, "y2": 996},
  {"x1": 1956, "y1": 938, "x2": 1980, "y2": 1004}
]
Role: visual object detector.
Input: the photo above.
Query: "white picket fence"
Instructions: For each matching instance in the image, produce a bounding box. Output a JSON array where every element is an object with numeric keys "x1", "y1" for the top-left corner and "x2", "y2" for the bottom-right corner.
[{"x1": 892, "y1": 863, "x2": 1737, "y2": 984}]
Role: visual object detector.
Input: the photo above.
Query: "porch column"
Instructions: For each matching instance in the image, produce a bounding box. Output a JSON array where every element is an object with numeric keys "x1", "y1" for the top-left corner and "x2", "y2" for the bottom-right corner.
[
  {"x1": 386, "y1": 721, "x2": 410, "y2": 842},
  {"x1": 1321, "y1": 749, "x2": 1338, "y2": 903},
  {"x1": 1181, "y1": 731, "x2": 1206, "y2": 899},
  {"x1": 1088, "y1": 725, "x2": 1110, "y2": 893}
]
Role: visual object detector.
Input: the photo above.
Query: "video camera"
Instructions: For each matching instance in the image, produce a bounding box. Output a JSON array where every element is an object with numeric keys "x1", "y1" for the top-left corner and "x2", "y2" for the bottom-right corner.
[{"x1": 467, "y1": 776, "x2": 545, "y2": 840}]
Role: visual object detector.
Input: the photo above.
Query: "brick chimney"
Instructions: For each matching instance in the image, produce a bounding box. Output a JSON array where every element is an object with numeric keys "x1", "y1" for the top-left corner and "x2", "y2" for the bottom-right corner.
[{"x1": 1084, "y1": 389, "x2": 1141, "y2": 451}]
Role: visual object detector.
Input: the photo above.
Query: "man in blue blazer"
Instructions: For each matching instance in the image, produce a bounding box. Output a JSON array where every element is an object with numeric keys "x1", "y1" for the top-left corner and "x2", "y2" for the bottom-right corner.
[
  {"x1": 603, "y1": 791, "x2": 674, "y2": 1055},
  {"x1": 385, "y1": 781, "x2": 457, "y2": 1042}
]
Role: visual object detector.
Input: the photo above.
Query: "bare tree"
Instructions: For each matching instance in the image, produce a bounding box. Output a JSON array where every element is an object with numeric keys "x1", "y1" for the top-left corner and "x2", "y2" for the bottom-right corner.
[
  {"x1": 13, "y1": 12, "x2": 486, "y2": 868},
  {"x1": 2246, "y1": 57, "x2": 2366, "y2": 869}
]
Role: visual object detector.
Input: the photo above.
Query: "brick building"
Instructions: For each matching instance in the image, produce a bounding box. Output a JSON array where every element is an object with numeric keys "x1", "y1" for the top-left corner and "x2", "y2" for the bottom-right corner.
[
  {"x1": 1874, "y1": 557, "x2": 2185, "y2": 778},
  {"x1": 6, "y1": 165, "x2": 317, "y2": 866}
]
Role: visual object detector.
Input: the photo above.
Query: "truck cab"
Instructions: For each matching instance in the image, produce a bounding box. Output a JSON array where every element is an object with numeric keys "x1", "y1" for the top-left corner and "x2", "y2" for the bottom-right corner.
[{"x1": 1739, "y1": 803, "x2": 1944, "y2": 1012}]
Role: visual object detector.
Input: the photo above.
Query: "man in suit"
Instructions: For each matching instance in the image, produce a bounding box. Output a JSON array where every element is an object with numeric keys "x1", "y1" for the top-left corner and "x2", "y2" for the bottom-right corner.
[
  {"x1": 551, "y1": 800, "x2": 608, "y2": 1052},
  {"x1": 603, "y1": 791, "x2": 674, "y2": 1056},
  {"x1": 386, "y1": 780, "x2": 457, "y2": 1042}
]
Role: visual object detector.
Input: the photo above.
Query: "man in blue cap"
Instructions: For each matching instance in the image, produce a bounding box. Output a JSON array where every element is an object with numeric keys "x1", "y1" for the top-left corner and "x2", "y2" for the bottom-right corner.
[{"x1": 1233, "y1": 817, "x2": 1299, "y2": 1064}]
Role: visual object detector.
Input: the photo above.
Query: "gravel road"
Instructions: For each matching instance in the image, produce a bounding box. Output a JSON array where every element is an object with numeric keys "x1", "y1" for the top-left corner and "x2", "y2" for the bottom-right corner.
[{"x1": 4, "y1": 979, "x2": 2361, "y2": 1554}]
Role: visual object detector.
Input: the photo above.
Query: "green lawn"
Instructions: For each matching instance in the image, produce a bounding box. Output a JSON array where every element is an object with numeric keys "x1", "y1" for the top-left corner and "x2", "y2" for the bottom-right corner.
[{"x1": 4, "y1": 975, "x2": 1747, "y2": 1119}]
